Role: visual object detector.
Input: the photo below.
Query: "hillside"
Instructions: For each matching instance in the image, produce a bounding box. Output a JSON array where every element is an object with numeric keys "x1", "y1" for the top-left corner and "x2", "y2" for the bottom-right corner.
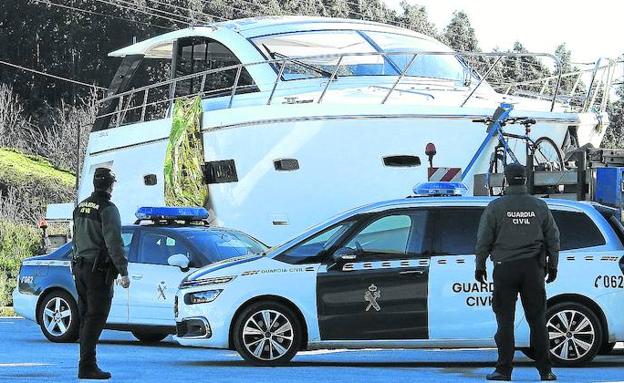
[
  {"x1": 0, "y1": 147, "x2": 75, "y2": 224},
  {"x1": 0, "y1": 148, "x2": 75, "y2": 189}
]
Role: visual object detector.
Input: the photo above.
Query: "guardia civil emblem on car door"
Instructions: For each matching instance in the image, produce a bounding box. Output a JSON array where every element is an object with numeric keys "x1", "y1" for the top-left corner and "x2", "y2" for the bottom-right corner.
[
  {"x1": 364, "y1": 284, "x2": 381, "y2": 312},
  {"x1": 157, "y1": 281, "x2": 167, "y2": 301}
]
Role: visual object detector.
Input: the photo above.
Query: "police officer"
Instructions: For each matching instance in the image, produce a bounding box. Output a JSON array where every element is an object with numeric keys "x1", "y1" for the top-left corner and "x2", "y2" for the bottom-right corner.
[
  {"x1": 72, "y1": 168, "x2": 130, "y2": 380},
  {"x1": 475, "y1": 163, "x2": 559, "y2": 381}
]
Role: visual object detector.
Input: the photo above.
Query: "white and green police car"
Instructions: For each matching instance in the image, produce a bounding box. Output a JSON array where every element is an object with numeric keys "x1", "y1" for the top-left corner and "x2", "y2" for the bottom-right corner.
[
  {"x1": 174, "y1": 184, "x2": 624, "y2": 366},
  {"x1": 13, "y1": 207, "x2": 267, "y2": 343}
]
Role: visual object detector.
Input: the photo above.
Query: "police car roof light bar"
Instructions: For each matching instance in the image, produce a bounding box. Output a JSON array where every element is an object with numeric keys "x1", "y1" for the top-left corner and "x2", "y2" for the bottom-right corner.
[
  {"x1": 135, "y1": 206, "x2": 209, "y2": 222},
  {"x1": 413, "y1": 181, "x2": 468, "y2": 197}
]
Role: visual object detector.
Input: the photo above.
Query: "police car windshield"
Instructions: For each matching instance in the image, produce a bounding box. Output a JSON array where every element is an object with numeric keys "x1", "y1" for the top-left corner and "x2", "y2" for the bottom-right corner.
[
  {"x1": 184, "y1": 230, "x2": 268, "y2": 263},
  {"x1": 275, "y1": 220, "x2": 356, "y2": 264}
]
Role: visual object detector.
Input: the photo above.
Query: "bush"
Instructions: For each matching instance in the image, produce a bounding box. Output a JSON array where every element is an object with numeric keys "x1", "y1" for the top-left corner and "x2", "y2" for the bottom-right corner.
[{"x1": 0, "y1": 220, "x2": 40, "y2": 307}]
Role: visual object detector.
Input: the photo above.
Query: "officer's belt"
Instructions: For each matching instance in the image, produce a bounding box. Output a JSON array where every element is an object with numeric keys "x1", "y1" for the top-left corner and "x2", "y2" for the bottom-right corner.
[{"x1": 72, "y1": 254, "x2": 97, "y2": 262}]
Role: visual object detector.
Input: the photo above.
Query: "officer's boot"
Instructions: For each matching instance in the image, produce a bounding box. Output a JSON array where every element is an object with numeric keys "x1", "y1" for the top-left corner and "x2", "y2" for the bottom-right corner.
[
  {"x1": 486, "y1": 371, "x2": 511, "y2": 381},
  {"x1": 78, "y1": 363, "x2": 111, "y2": 380},
  {"x1": 540, "y1": 371, "x2": 557, "y2": 381}
]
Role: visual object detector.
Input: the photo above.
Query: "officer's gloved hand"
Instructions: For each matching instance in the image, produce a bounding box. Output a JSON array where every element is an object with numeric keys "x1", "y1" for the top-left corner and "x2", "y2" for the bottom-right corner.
[
  {"x1": 120, "y1": 275, "x2": 130, "y2": 288},
  {"x1": 545, "y1": 268, "x2": 557, "y2": 283},
  {"x1": 475, "y1": 269, "x2": 487, "y2": 284}
]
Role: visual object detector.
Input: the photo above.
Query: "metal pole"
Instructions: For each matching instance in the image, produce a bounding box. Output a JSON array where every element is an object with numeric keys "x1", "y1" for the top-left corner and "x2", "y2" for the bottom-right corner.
[
  {"x1": 140, "y1": 88, "x2": 149, "y2": 122},
  {"x1": 526, "y1": 150, "x2": 534, "y2": 195},
  {"x1": 267, "y1": 60, "x2": 286, "y2": 105},
  {"x1": 318, "y1": 56, "x2": 343, "y2": 104},
  {"x1": 75, "y1": 124, "x2": 81, "y2": 206},
  {"x1": 229, "y1": 66, "x2": 242, "y2": 109},
  {"x1": 461, "y1": 56, "x2": 502, "y2": 107},
  {"x1": 550, "y1": 58, "x2": 563, "y2": 112},
  {"x1": 381, "y1": 54, "x2": 418, "y2": 104},
  {"x1": 576, "y1": 150, "x2": 586, "y2": 201},
  {"x1": 583, "y1": 58, "x2": 602, "y2": 112}
]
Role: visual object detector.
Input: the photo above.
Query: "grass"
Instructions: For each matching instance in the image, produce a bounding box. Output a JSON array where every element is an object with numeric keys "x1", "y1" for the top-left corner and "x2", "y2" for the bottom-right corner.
[
  {"x1": 0, "y1": 306, "x2": 16, "y2": 317},
  {"x1": 0, "y1": 148, "x2": 75, "y2": 188}
]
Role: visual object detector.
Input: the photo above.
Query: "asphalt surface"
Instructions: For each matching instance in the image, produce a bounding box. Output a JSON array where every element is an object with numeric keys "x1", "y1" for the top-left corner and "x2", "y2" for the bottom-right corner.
[{"x1": 1, "y1": 318, "x2": 623, "y2": 382}]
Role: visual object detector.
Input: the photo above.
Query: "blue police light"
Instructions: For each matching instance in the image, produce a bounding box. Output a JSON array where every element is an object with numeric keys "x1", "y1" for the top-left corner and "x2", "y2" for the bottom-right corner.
[
  {"x1": 135, "y1": 206, "x2": 209, "y2": 221},
  {"x1": 412, "y1": 181, "x2": 468, "y2": 197}
]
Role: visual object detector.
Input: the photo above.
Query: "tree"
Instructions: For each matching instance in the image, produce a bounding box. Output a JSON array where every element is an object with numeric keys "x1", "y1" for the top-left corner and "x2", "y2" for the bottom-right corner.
[
  {"x1": 396, "y1": 1, "x2": 436, "y2": 37},
  {"x1": 602, "y1": 79, "x2": 624, "y2": 148},
  {"x1": 350, "y1": 0, "x2": 389, "y2": 23},
  {"x1": 323, "y1": 0, "x2": 350, "y2": 18},
  {"x1": 442, "y1": 11, "x2": 478, "y2": 52},
  {"x1": 553, "y1": 43, "x2": 577, "y2": 95},
  {"x1": 280, "y1": 0, "x2": 325, "y2": 16}
]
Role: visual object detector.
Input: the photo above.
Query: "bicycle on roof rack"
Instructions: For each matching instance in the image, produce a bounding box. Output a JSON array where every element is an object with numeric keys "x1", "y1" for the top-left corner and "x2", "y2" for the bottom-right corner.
[{"x1": 463, "y1": 103, "x2": 565, "y2": 196}]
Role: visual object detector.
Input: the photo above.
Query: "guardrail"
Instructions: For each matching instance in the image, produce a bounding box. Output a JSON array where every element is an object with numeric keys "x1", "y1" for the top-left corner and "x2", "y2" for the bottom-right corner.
[{"x1": 95, "y1": 50, "x2": 619, "y2": 129}]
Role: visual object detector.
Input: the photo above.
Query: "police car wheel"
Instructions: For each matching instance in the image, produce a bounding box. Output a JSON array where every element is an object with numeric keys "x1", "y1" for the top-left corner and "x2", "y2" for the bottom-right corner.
[
  {"x1": 131, "y1": 330, "x2": 168, "y2": 343},
  {"x1": 38, "y1": 290, "x2": 79, "y2": 343},
  {"x1": 233, "y1": 301, "x2": 302, "y2": 366},
  {"x1": 545, "y1": 302, "x2": 602, "y2": 366},
  {"x1": 598, "y1": 342, "x2": 616, "y2": 355}
]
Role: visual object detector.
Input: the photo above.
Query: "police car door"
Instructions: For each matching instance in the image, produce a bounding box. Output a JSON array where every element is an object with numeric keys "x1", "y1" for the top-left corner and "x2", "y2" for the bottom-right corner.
[
  {"x1": 428, "y1": 207, "x2": 502, "y2": 342},
  {"x1": 128, "y1": 230, "x2": 193, "y2": 326},
  {"x1": 108, "y1": 229, "x2": 135, "y2": 323},
  {"x1": 317, "y1": 209, "x2": 432, "y2": 340}
]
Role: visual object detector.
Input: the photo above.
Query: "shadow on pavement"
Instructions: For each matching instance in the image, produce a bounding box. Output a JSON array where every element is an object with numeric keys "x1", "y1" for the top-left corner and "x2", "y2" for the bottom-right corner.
[
  {"x1": 176, "y1": 358, "x2": 624, "y2": 369},
  {"x1": 23, "y1": 338, "x2": 186, "y2": 349}
]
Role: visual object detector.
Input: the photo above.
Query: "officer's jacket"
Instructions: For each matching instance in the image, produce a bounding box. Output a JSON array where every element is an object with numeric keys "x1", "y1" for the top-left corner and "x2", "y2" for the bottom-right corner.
[
  {"x1": 475, "y1": 185, "x2": 560, "y2": 271},
  {"x1": 72, "y1": 191, "x2": 128, "y2": 276}
]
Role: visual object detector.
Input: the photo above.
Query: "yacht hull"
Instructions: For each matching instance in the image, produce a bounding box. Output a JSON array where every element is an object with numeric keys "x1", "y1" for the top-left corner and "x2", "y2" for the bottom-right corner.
[{"x1": 80, "y1": 104, "x2": 605, "y2": 244}]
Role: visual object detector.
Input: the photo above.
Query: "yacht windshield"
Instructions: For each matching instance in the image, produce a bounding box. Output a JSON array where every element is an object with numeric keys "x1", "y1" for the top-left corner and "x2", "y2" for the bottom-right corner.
[
  {"x1": 252, "y1": 30, "x2": 472, "y2": 83},
  {"x1": 253, "y1": 30, "x2": 396, "y2": 80},
  {"x1": 364, "y1": 31, "x2": 468, "y2": 82}
]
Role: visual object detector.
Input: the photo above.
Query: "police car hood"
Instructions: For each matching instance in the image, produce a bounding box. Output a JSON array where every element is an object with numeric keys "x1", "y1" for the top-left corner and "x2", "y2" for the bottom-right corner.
[{"x1": 186, "y1": 254, "x2": 265, "y2": 281}]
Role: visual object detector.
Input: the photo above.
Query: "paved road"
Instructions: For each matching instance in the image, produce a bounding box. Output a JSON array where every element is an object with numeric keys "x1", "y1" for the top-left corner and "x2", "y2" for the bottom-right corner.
[{"x1": 1, "y1": 318, "x2": 623, "y2": 382}]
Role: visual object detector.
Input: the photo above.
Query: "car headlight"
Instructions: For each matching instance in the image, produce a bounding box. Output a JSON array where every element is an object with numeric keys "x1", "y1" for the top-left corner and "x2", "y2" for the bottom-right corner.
[
  {"x1": 179, "y1": 275, "x2": 236, "y2": 289},
  {"x1": 184, "y1": 289, "x2": 223, "y2": 305}
]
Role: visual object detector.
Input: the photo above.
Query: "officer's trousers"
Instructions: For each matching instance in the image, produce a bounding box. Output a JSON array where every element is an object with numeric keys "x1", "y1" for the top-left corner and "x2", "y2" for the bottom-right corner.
[
  {"x1": 72, "y1": 259, "x2": 113, "y2": 368},
  {"x1": 492, "y1": 257, "x2": 552, "y2": 375}
]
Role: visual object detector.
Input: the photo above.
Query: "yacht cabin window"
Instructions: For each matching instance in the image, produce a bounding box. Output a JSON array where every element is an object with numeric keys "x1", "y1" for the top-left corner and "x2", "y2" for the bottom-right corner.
[
  {"x1": 173, "y1": 37, "x2": 256, "y2": 98},
  {"x1": 252, "y1": 30, "x2": 474, "y2": 84}
]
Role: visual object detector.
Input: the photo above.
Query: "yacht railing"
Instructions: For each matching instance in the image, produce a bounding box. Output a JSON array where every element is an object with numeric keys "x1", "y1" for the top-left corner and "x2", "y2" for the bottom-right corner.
[
  {"x1": 490, "y1": 57, "x2": 619, "y2": 113},
  {"x1": 95, "y1": 50, "x2": 619, "y2": 129}
]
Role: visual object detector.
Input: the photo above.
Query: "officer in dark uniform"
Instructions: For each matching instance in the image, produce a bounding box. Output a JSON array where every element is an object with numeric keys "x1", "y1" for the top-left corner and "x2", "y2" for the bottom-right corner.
[
  {"x1": 72, "y1": 168, "x2": 130, "y2": 380},
  {"x1": 475, "y1": 163, "x2": 559, "y2": 381}
]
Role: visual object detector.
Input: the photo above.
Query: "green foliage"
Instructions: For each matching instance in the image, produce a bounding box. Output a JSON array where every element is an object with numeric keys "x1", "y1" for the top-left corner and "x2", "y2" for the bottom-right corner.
[
  {"x1": 164, "y1": 97, "x2": 208, "y2": 207},
  {"x1": 0, "y1": 148, "x2": 75, "y2": 224},
  {"x1": 602, "y1": 81, "x2": 624, "y2": 148},
  {"x1": 0, "y1": 307, "x2": 16, "y2": 317},
  {"x1": 397, "y1": 1, "x2": 437, "y2": 37},
  {"x1": 0, "y1": 148, "x2": 75, "y2": 189},
  {"x1": 442, "y1": 11, "x2": 479, "y2": 52},
  {"x1": 0, "y1": 220, "x2": 40, "y2": 307},
  {"x1": 323, "y1": 0, "x2": 350, "y2": 18}
]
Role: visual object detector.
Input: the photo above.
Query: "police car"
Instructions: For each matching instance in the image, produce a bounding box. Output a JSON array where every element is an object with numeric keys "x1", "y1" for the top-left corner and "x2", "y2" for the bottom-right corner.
[
  {"x1": 12, "y1": 207, "x2": 267, "y2": 344},
  {"x1": 174, "y1": 183, "x2": 624, "y2": 366}
]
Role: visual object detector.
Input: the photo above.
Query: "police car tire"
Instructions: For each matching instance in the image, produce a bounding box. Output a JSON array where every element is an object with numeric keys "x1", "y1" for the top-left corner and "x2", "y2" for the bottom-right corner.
[
  {"x1": 527, "y1": 302, "x2": 603, "y2": 366},
  {"x1": 598, "y1": 342, "x2": 616, "y2": 355},
  {"x1": 131, "y1": 331, "x2": 168, "y2": 343},
  {"x1": 233, "y1": 301, "x2": 302, "y2": 366},
  {"x1": 38, "y1": 290, "x2": 79, "y2": 343}
]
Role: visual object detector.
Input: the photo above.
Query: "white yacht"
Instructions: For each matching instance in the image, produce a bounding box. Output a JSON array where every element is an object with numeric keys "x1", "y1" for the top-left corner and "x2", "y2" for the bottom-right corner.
[{"x1": 79, "y1": 16, "x2": 616, "y2": 244}]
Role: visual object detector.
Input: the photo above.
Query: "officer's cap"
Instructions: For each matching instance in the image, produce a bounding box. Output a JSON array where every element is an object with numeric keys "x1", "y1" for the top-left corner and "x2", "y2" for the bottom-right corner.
[
  {"x1": 93, "y1": 168, "x2": 117, "y2": 190},
  {"x1": 504, "y1": 163, "x2": 526, "y2": 185}
]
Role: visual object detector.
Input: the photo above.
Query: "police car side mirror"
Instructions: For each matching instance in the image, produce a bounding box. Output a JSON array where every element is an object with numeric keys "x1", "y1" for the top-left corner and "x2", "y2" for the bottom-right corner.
[
  {"x1": 331, "y1": 247, "x2": 358, "y2": 268},
  {"x1": 168, "y1": 254, "x2": 190, "y2": 272}
]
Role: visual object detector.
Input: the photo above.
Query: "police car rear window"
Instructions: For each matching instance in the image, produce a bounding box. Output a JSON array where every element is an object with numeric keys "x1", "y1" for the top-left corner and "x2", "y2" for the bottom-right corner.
[{"x1": 552, "y1": 211, "x2": 606, "y2": 250}]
